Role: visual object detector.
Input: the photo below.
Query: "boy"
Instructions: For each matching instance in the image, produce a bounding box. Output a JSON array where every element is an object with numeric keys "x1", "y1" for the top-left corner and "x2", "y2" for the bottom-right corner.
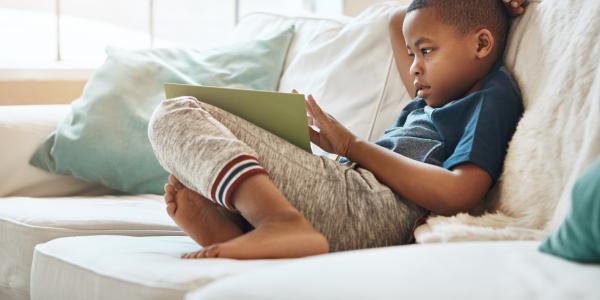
[{"x1": 149, "y1": 0, "x2": 526, "y2": 259}]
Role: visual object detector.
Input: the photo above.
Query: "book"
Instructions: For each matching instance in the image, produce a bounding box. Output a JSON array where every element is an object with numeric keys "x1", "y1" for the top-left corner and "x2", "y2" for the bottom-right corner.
[{"x1": 164, "y1": 83, "x2": 311, "y2": 152}]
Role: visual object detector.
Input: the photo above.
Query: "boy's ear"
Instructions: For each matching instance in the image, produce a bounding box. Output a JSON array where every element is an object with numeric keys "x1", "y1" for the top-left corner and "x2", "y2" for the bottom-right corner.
[{"x1": 473, "y1": 28, "x2": 495, "y2": 59}]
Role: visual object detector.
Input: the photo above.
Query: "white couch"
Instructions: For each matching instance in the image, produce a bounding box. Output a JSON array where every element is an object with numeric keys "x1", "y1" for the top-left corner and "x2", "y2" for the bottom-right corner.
[{"x1": 1, "y1": 1, "x2": 599, "y2": 300}]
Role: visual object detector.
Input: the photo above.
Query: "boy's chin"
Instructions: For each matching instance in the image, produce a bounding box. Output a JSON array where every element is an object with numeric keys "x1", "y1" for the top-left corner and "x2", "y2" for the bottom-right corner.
[
  {"x1": 416, "y1": 87, "x2": 431, "y2": 99},
  {"x1": 424, "y1": 98, "x2": 449, "y2": 108}
]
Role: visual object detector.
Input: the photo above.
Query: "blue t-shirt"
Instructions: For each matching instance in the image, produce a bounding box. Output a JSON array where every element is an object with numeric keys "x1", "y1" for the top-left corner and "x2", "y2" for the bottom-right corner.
[{"x1": 342, "y1": 64, "x2": 523, "y2": 183}]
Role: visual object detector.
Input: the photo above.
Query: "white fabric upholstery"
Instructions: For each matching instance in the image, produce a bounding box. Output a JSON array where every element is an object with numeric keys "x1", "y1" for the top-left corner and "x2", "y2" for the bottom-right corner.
[
  {"x1": 30, "y1": 236, "x2": 287, "y2": 300},
  {"x1": 234, "y1": 2, "x2": 412, "y2": 156},
  {"x1": 2, "y1": 8, "x2": 417, "y2": 299},
  {"x1": 278, "y1": 2, "x2": 411, "y2": 143},
  {"x1": 186, "y1": 241, "x2": 600, "y2": 300},
  {"x1": 415, "y1": 0, "x2": 600, "y2": 242},
  {"x1": 0, "y1": 104, "x2": 114, "y2": 197},
  {"x1": 3, "y1": 3, "x2": 599, "y2": 300},
  {"x1": 0, "y1": 195, "x2": 182, "y2": 299}
]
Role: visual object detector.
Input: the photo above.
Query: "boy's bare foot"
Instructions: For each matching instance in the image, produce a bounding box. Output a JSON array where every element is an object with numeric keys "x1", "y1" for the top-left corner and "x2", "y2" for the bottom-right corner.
[
  {"x1": 181, "y1": 210, "x2": 330, "y2": 259},
  {"x1": 164, "y1": 175, "x2": 243, "y2": 248}
]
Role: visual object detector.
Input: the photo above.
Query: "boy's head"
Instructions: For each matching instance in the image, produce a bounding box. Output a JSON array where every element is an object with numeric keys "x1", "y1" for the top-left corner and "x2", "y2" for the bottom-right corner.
[{"x1": 403, "y1": 0, "x2": 509, "y2": 107}]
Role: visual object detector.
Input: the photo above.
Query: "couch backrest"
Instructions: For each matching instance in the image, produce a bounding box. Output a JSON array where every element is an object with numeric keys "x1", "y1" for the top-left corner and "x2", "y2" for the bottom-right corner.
[
  {"x1": 232, "y1": 2, "x2": 412, "y2": 156},
  {"x1": 236, "y1": 0, "x2": 600, "y2": 233}
]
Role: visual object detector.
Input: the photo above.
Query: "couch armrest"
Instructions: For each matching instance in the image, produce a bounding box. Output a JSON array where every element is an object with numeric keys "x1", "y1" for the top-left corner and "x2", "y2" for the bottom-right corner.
[{"x1": 0, "y1": 104, "x2": 114, "y2": 197}]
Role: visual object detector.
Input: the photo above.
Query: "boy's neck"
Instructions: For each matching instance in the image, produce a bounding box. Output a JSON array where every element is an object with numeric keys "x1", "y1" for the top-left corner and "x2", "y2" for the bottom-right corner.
[
  {"x1": 466, "y1": 79, "x2": 485, "y2": 96},
  {"x1": 464, "y1": 60, "x2": 501, "y2": 97}
]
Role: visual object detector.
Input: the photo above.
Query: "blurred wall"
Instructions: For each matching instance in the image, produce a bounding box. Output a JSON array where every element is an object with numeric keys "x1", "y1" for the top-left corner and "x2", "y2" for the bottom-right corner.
[
  {"x1": 344, "y1": 0, "x2": 410, "y2": 16},
  {"x1": 0, "y1": 80, "x2": 85, "y2": 105},
  {"x1": 0, "y1": 0, "x2": 412, "y2": 105}
]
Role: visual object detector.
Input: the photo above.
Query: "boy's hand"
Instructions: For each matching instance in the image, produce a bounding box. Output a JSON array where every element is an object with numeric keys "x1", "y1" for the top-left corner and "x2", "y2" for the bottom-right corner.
[
  {"x1": 303, "y1": 93, "x2": 357, "y2": 157},
  {"x1": 502, "y1": 0, "x2": 527, "y2": 17}
]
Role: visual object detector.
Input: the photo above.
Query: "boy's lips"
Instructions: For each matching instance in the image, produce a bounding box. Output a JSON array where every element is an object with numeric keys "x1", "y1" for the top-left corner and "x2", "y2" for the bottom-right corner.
[{"x1": 414, "y1": 82, "x2": 431, "y2": 97}]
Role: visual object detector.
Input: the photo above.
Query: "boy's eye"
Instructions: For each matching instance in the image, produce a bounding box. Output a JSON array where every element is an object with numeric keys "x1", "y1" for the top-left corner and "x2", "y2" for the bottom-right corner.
[{"x1": 421, "y1": 48, "x2": 432, "y2": 55}]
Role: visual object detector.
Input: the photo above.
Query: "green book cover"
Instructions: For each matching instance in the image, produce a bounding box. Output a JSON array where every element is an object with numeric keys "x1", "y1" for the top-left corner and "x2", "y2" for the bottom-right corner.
[{"x1": 164, "y1": 83, "x2": 311, "y2": 152}]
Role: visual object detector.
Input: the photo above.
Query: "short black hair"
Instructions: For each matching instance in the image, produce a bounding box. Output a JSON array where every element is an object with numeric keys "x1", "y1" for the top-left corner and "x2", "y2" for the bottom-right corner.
[{"x1": 407, "y1": 0, "x2": 509, "y2": 59}]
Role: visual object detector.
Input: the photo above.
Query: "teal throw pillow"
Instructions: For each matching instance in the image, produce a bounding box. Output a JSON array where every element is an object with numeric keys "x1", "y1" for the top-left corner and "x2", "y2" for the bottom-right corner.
[
  {"x1": 539, "y1": 157, "x2": 600, "y2": 263},
  {"x1": 30, "y1": 26, "x2": 294, "y2": 194}
]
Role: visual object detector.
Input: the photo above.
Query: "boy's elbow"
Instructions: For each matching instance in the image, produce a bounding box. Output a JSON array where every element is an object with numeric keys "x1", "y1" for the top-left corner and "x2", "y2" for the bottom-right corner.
[
  {"x1": 389, "y1": 7, "x2": 406, "y2": 29},
  {"x1": 437, "y1": 196, "x2": 481, "y2": 216},
  {"x1": 435, "y1": 170, "x2": 492, "y2": 216},
  {"x1": 404, "y1": 163, "x2": 492, "y2": 216}
]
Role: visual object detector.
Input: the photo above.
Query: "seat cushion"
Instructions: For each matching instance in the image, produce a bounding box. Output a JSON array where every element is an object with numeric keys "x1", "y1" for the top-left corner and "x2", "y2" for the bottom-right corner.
[
  {"x1": 30, "y1": 235, "x2": 287, "y2": 300},
  {"x1": 186, "y1": 241, "x2": 600, "y2": 300},
  {"x1": 0, "y1": 195, "x2": 182, "y2": 299}
]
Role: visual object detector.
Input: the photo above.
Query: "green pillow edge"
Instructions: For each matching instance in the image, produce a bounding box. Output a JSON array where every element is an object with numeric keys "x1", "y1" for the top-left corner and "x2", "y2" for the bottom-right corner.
[{"x1": 539, "y1": 157, "x2": 600, "y2": 263}]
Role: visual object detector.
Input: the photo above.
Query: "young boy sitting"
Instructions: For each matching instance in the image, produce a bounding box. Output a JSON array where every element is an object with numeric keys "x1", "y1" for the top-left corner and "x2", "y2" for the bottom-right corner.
[{"x1": 149, "y1": 0, "x2": 526, "y2": 259}]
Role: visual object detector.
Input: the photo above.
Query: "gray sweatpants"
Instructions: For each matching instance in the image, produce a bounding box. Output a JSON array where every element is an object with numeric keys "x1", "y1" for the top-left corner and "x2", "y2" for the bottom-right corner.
[{"x1": 148, "y1": 96, "x2": 425, "y2": 252}]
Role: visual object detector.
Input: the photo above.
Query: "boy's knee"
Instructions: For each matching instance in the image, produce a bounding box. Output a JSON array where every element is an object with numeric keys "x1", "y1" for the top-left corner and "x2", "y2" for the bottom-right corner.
[{"x1": 147, "y1": 96, "x2": 199, "y2": 141}]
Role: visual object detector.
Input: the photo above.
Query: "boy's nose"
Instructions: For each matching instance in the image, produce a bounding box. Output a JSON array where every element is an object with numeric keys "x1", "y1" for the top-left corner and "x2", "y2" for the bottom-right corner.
[{"x1": 409, "y1": 59, "x2": 422, "y2": 76}]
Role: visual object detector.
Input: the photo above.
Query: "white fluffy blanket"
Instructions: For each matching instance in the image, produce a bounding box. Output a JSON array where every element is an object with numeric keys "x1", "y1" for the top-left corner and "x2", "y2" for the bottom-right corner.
[{"x1": 415, "y1": 0, "x2": 600, "y2": 243}]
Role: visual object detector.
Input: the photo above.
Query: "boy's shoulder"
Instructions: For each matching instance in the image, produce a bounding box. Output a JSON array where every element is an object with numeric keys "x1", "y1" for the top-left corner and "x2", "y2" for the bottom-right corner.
[{"x1": 481, "y1": 63, "x2": 522, "y2": 101}]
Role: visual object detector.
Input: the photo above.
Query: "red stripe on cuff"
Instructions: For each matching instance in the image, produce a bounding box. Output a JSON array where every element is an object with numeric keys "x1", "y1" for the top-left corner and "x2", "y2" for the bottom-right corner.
[
  {"x1": 222, "y1": 168, "x2": 269, "y2": 211},
  {"x1": 210, "y1": 154, "x2": 259, "y2": 204}
]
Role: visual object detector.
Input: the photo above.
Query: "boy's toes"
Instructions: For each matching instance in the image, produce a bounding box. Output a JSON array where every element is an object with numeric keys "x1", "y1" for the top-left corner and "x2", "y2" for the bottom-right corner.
[
  {"x1": 181, "y1": 249, "x2": 203, "y2": 259},
  {"x1": 202, "y1": 244, "x2": 223, "y2": 258},
  {"x1": 166, "y1": 201, "x2": 177, "y2": 217},
  {"x1": 168, "y1": 175, "x2": 185, "y2": 191},
  {"x1": 164, "y1": 184, "x2": 176, "y2": 202},
  {"x1": 180, "y1": 245, "x2": 223, "y2": 259},
  {"x1": 163, "y1": 183, "x2": 178, "y2": 217}
]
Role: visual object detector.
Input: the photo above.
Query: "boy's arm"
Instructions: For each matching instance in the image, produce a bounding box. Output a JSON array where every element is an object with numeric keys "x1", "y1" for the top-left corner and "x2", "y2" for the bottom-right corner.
[
  {"x1": 389, "y1": 9, "x2": 416, "y2": 99},
  {"x1": 346, "y1": 139, "x2": 492, "y2": 216},
  {"x1": 305, "y1": 96, "x2": 491, "y2": 216}
]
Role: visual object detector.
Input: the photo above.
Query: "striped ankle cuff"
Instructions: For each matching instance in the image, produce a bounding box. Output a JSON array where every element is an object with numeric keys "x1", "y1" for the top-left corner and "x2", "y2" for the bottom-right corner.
[{"x1": 210, "y1": 154, "x2": 268, "y2": 211}]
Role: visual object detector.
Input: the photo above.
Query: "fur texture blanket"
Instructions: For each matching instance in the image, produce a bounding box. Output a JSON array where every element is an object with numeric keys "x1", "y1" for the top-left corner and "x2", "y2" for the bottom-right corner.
[{"x1": 415, "y1": 0, "x2": 600, "y2": 243}]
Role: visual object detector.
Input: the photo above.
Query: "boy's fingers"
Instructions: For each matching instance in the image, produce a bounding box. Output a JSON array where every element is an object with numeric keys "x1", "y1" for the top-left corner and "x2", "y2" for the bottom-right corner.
[
  {"x1": 308, "y1": 127, "x2": 320, "y2": 143},
  {"x1": 503, "y1": 0, "x2": 526, "y2": 16},
  {"x1": 305, "y1": 101, "x2": 315, "y2": 121},
  {"x1": 307, "y1": 95, "x2": 326, "y2": 119},
  {"x1": 503, "y1": 0, "x2": 522, "y2": 5},
  {"x1": 305, "y1": 97, "x2": 318, "y2": 120},
  {"x1": 515, "y1": 6, "x2": 525, "y2": 15}
]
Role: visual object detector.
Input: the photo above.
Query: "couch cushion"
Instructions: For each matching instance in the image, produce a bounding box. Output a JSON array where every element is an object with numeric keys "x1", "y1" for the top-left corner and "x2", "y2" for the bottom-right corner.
[
  {"x1": 0, "y1": 104, "x2": 114, "y2": 198},
  {"x1": 0, "y1": 195, "x2": 182, "y2": 299},
  {"x1": 30, "y1": 235, "x2": 287, "y2": 300},
  {"x1": 186, "y1": 241, "x2": 600, "y2": 300}
]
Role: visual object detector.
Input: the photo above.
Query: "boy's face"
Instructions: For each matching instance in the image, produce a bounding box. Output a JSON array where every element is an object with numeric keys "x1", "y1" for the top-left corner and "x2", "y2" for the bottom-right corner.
[{"x1": 403, "y1": 8, "x2": 481, "y2": 107}]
